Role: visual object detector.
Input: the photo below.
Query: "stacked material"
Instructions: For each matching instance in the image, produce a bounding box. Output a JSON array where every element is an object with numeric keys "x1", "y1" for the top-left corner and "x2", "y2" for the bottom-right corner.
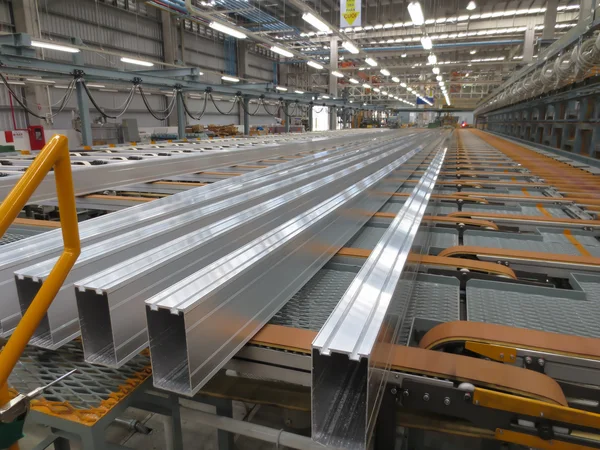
[{"x1": 207, "y1": 124, "x2": 239, "y2": 137}]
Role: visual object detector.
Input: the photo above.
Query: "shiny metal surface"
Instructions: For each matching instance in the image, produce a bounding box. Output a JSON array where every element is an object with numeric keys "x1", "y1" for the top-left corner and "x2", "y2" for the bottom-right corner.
[
  {"x1": 72, "y1": 136, "x2": 421, "y2": 365},
  {"x1": 311, "y1": 143, "x2": 448, "y2": 449},
  {"x1": 0, "y1": 131, "x2": 406, "y2": 336},
  {"x1": 145, "y1": 133, "x2": 442, "y2": 397}
]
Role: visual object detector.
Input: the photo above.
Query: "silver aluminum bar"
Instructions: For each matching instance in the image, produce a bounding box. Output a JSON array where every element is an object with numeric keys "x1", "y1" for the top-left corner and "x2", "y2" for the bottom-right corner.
[
  {"x1": 74, "y1": 136, "x2": 422, "y2": 366},
  {"x1": 0, "y1": 131, "x2": 401, "y2": 335},
  {"x1": 145, "y1": 133, "x2": 443, "y2": 397},
  {"x1": 311, "y1": 144, "x2": 448, "y2": 450},
  {"x1": 16, "y1": 136, "x2": 418, "y2": 349}
]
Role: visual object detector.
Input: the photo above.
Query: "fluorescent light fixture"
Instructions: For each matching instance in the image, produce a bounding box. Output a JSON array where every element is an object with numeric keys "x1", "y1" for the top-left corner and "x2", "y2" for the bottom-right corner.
[
  {"x1": 99, "y1": 88, "x2": 119, "y2": 92},
  {"x1": 302, "y1": 12, "x2": 331, "y2": 32},
  {"x1": 407, "y1": 87, "x2": 413, "y2": 92},
  {"x1": 421, "y1": 36, "x2": 433, "y2": 50},
  {"x1": 209, "y1": 21, "x2": 247, "y2": 39},
  {"x1": 432, "y1": 67, "x2": 440, "y2": 74},
  {"x1": 295, "y1": 90, "x2": 304, "y2": 94},
  {"x1": 349, "y1": 78, "x2": 359, "y2": 84},
  {"x1": 407, "y1": 2, "x2": 425, "y2": 25},
  {"x1": 25, "y1": 78, "x2": 55, "y2": 84},
  {"x1": 86, "y1": 84, "x2": 106, "y2": 88},
  {"x1": 271, "y1": 46, "x2": 294, "y2": 58},
  {"x1": 275, "y1": 86, "x2": 288, "y2": 91},
  {"x1": 6, "y1": 80, "x2": 25, "y2": 85},
  {"x1": 382, "y1": 91, "x2": 388, "y2": 95},
  {"x1": 365, "y1": 57, "x2": 378, "y2": 66},
  {"x1": 342, "y1": 41, "x2": 360, "y2": 54},
  {"x1": 400, "y1": 82, "x2": 407, "y2": 88},
  {"x1": 221, "y1": 75, "x2": 240, "y2": 82},
  {"x1": 401, "y1": 53, "x2": 407, "y2": 58},
  {"x1": 321, "y1": 95, "x2": 330, "y2": 98},
  {"x1": 121, "y1": 57, "x2": 154, "y2": 67},
  {"x1": 54, "y1": 85, "x2": 70, "y2": 89},
  {"x1": 362, "y1": 83, "x2": 371, "y2": 88},
  {"x1": 392, "y1": 76, "x2": 400, "y2": 82},
  {"x1": 466, "y1": 1, "x2": 476, "y2": 10},
  {"x1": 31, "y1": 40, "x2": 80, "y2": 53},
  {"x1": 439, "y1": 81, "x2": 445, "y2": 86},
  {"x1": 331, "y1": 71, "x2": 344, "y2": 78},
  {"x1": 380, "y1": 69, "x2": 391, "y2": 76},
  {"x1": 307, "y1": 61, "x2": 324, "y2": 69},
  {"x1": 436, "y1": 75, "x2": 442, "y2": 81},
  {"x1": 428, "y1": 54, "x2": 437, "y2": 64},
  {"x1": 394, "y1": 96, "x2": 399, "y2": 99},
  {"x1": 470, "y1": 49, "x2": 477, "y2": 54},
  {"x1": 373, "y1": 88, "x2": 381, "y2": 92}
]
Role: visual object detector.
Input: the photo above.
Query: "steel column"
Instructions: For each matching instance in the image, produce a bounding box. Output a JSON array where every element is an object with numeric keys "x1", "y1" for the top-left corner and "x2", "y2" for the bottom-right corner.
[
  {"x1": 75, "y1": 80, "x2": 93, "y2": 148},
  {"x1": 542, "y1": 0, "x2": 558, "y2": 41},
  {"x1": 308, "y1": 105, "x2": 314, "y2": 132},
  {"x1": 176, "y1": 92, "x2": 186, "y2": 139},
  {"x1": 243, "y1": 96, "x2": 250, "y2": 135},
  {"x1": 284, "y1": 101, "x2": 290, "y2": 133}
]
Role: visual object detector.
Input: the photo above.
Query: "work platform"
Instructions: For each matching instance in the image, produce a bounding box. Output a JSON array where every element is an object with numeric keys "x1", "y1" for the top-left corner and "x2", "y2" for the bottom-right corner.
[{"x1": 2, "y1": 129, "x2": 600, "y2": 450}]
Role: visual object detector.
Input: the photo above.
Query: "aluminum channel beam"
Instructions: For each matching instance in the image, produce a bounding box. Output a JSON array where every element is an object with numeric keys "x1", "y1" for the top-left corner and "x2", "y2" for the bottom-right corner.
[
  {"x1": 0, "y1": 131, "x2": 402, "y2": 335},
  {"x1": 15, "y1": 135, "x2": 418, "y2": 349},
  {"x1": 145, "y1": 132, "x2": 445, "y2": 397},
  {"x1": 311, "y1": 144, "x2": 448, "y2": 449},
  {"x1": 74, "y1": 136, "x2": 423, "y2": 366}
]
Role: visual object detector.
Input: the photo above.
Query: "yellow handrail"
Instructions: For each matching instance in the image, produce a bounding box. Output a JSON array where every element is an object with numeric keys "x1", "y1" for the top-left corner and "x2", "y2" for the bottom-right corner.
[{"x1": 0, "y1": 135, "x2": 80, "y2": 448}]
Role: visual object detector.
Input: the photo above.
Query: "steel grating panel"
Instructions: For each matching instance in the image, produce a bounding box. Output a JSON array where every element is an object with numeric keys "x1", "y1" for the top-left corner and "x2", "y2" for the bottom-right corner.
[
  {"x1": 428, "y1": 229, "x2": 459, "y2": 252},
  {"x1": 520, "y1": 205, "x2": 571, "y2": 218},
  {"x1": 466, "y1": 278, "x2": 600, "y2": 338},
  {"x1": 398, "y1": 274, "x2": 460, "y2": 346},
  {"x1": 0, "y1": 233, "x2": 27, "y2": 246},
  {"x1": 463, "y1": 230, "x2": 582, "y2": 256},
  {"x1": 145, "y1": 135, "x2": 442, "y2": 397},
  {"x1": 270, "y1": 269, "x2": 357, "y2": 331}
]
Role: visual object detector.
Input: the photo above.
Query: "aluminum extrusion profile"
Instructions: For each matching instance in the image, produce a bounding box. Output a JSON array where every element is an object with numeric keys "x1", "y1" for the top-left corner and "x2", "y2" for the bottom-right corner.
[
  {"x1": 74, "y1": 136, "x2": 423, "y2": 366},
  {"x1": 311, "y1": 143, "x2": 448, "y2": 450},
  {"x1": 0, "y1": 131, "x2": 403, "y2": 335},
  {"x1": 16, "y1": 135, "x2": 419, "y2": 349},
  {"x1": 145, "y1": 134, "x2": 442, "y2": 397}
]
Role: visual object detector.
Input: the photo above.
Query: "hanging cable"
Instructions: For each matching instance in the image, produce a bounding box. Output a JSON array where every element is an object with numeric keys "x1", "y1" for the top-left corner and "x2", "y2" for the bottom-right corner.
[
  {"x1": 138, "y1": 85, "x2": 177, "y2": 121},
  {"x1": 281, "y1": 101, "x2": 299, "y2": 118},
  {"x1": 260, "y1": 98, "x2": 280, "y2": 116},
  {"x1": 181, "y1": 91, "x2": 208, "y2": 120},
  {"x1": 209, "y1": 92, "x2": 239, "y2": 115},
  {"x1": 81, "y1": 80, "x2": 136, "y2": 119},
  {"x1": 238, "y1": 97, "x2": 262, "y2": 116}
]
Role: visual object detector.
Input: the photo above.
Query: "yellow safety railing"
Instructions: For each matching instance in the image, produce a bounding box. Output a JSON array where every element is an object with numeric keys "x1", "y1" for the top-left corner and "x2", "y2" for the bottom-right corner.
[{"x1": 0, "y1": 135, "x2": 80, "y2": 449}]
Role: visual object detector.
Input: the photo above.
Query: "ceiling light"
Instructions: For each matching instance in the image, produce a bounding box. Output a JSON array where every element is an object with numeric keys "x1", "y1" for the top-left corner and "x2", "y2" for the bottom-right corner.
[
  {"x1": 407, "y1": 2, "x2": 425, "y2": 26},
  {"x1": 401, "y1": 53, "x2": 407, "y2": 58},
  {"x1": 466, "y1": 1, "x2": 477, "y2": 10},
  {"x1": 432, "y1": 67, "x2": 440, "y2": 74},
  {"x1": 435, "y1": 75, "x2": 442, "y2": 81},
  {"x1": 400, "y1": 82, "x2": 407, "y2": 88},
  {"x1": 373, "y1": 88, "x2": 381, "y2": 92},
  {"x1": 365, "y1": 58, "x2": 378, "y2": 66},
  {"x1": 439, "y1": 81, "x2": 445, "y2": 86},
  {"x1": 382, "y1": 91, "x2": 388, "y2": 95},
  {"x1": 209, "y1": 22, "x2": 247, "y2": 39},
  {"x1": 407, "y1": 87, "x2": 413, "y2": 92},
  {"x1": 120, "y1": 57, "x2": 154, "y2": 67},
  {"x1": 25, "y1": 78, "x2": 55, "y2": 84},
  {"x1": 392, "y1": 76, "x2": 400, "y2": 82},
  {"x1": 221, "y1": 75, "x2": 239, "y2": 82},
  {"x1": 54, "y1": 85, "x2": 70, "y2": 89},
  {"x1": 380, "y1": 69, "x2": 391, "y2": 76},
  {"x1": 465, "y1": 73, "x2": 469, "y2": 77},
  {"x1": 322, "y1": 95, "x2": 330, "y2": 98},
  {"x1": 470, "y1": 49, "x2": 477, "y2": 54},
  {"x1": 86, "y1": 84, "x2": 106, "y2": 88},
  {"x1": 362, "y1": 83, "x2": 371, "y2": 88},
  {"x1": 275, "y1": 86, "x2": 288, "y2": 91},
  {"x1": 307, "y1": 61, "x2": 324, "y2": 69},
  {"x1": 31, "y1": 40, "x2": 80, "y2": 53},
  {"x1": 99, "y1": 88, "x2": 119, "y2": 92},
  {"x1": 349, "y1": 78, "x2": 359, "y2": 84},
  {"x1": 388, "y1": 93, "x2": 394, "y2": 98},
  {"x1": 271, "y1": 46, "x2": 294, "y2": 57},
  {"x1": 331, "y1": 71, "x2": 344, "y2": 78},
  {"x1": 421, "y1": 36, "x2": 433, "y2": 50},
  {"x1": 428, "y1": 54, "x2": 437, "y2": 65},
  {"x1": 302, "y1": 12, "x2": 331, "y2": 32},
  {"x1": 295, "y1": 90, "x2": 304, "y2": 94},
  {"x1": 6, "y1": 80, "x2": 25, "y2": 85},
  {"x1": 342, "y1": 41, "x2": 360, "y2": 54}
]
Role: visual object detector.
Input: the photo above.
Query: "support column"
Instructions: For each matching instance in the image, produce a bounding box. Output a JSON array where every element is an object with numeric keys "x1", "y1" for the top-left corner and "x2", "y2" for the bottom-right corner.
[
  {"x1": 284, "y1": 101, "x2": 290, "y2": 133},
  {"x1": 176, "y1": 92, "x2": 186, "y2": 139},
  {"x1": 542, "y1": 0, "x2": 558, "y2": 41},
  {"x1": 75, "y1": 80, "x2": 93, "y2": 148},
  {"x1": 161, "y1": 10, "x2": 179, "y2": 127},
  {"x1": 308, "y1": 105, "x2": 314, "y2": 132},
  {"x1": 329, "y1": 37, "x2": 338, "y2": 131},
  {"x1": 523, "y1": 20, "x2": 535, "y2": 64},
  {"x1": 579, "y1": 0, "x2": 594, "y2": 25},
  {"x1": 12, "y1": 0, "x2": 46, "y2": 126},
  {"x1": 243, "y1": 96, "x2": 250, "y2": 135}
]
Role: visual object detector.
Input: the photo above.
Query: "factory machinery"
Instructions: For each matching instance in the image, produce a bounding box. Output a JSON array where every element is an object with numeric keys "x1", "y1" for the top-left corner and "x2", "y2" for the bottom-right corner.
[{"x1": 1, "y1": 127, "x2": 600, "y2": 450}]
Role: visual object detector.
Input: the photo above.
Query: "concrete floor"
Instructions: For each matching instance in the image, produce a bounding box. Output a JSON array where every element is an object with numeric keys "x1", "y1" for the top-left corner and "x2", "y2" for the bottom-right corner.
[{"x1": 20, "y1": 400, "x2": 311, "y2": 449}]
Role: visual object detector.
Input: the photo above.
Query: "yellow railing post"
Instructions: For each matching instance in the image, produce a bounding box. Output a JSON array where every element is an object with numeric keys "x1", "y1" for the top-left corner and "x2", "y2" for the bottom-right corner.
[{"x1": 0, "y1": 135, "x2": 80, "y2": 449}]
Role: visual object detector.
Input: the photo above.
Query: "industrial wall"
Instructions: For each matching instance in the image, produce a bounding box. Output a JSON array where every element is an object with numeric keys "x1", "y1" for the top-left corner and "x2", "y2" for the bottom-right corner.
[{"x1": 0, "y1": 0, "x2": 279, "y2": 132}]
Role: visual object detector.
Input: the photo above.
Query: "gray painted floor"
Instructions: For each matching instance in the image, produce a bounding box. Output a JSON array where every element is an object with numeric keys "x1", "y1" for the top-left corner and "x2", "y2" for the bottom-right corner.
[{"x1": 20, "y1": 401, "x2": 311, "y2": 449}]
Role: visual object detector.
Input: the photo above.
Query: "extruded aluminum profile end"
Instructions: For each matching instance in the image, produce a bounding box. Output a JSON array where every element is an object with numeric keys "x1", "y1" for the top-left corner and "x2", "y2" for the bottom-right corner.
[
  {"x1": 145, "y1": 137, "x2": 437, "y2": 397},
  {"x1": 75, "y1": 138, "x2": 422, "y2": 366},
  {"x1": 311, "y1": 142, "x2": 448, "y2": 450},
  {"x1": 0, "y1": 132, "x2": 395, "y2": 336}
]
